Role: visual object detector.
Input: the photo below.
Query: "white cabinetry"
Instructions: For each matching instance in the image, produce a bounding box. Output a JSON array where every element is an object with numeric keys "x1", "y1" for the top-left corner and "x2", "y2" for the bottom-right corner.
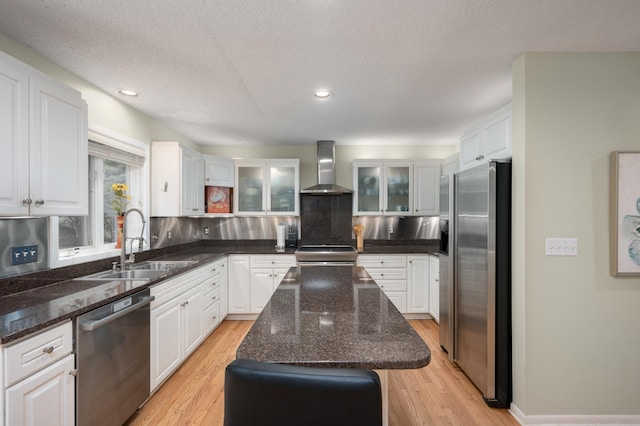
[
  {"x1": 358, "y1": 254, "x2": 437, "y2": 317},
  {"x1": 151, "y1": 141, "x2": 205, "y2": 216},
  {"x1": 234, "y1": 159, "x2": 300, "y2": 216},
  {"x1": 3, "y1": 321, "x2": 75, "y2": 426},
  {"x1": 429, "y1": 256, "x2": 439, "y2": 322},
  {"x1": 228, "y1": 255, "x2": 251, "y2": 314},
  {"x1": 204, "y1": 155, "x2": 235, "y2": 187},
  {"x1": 0, "y1": 52, "x2": 88, "y2": 216},
  {"x1": 249, "y1": 255, "x2": 295, "y2": 313},
  {"x1": 353, "y1": 161, "x2": 413, "y2": 216},
  {"x1": 219, "y1": 257, "x2": 229, "y2": 318},
  {"x1": 228, "y1": 255, "x2": 295, "y2": 316},
  {"x1": 357, "y1": 255, "x2": 408, "y2": 312},
  {"x1": 413, "y1": 161, "x2": 441, "y2": 216},
  {"x1": 201, "y1": 259, "x2": 226, "y2": 335},
  {"x1": 407, "y1": 255, "x2": 430, "y2": 314},
  {"x1": 150, "y1": 267, "x2": 204, "y2": 391},
  {"x1": 459, "y1": 104, "x2": 512, "y2": 171}
]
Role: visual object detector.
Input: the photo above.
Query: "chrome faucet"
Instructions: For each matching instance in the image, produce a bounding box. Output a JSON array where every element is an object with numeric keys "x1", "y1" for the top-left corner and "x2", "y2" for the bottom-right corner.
[{"x1": 120, "y1": 208, "x2": 146, "y2": 270}]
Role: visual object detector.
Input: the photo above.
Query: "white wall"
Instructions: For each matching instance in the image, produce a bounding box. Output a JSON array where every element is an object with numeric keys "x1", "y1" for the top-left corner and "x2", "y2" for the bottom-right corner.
[{"x1": 512, "y1": 53, "x2": 640, "y2": 418}]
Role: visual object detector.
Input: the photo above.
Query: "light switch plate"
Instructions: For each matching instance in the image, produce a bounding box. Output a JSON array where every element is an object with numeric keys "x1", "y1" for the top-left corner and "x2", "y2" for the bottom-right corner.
[{"x1": 545, "y1": 238, "x2": 578, "y2": 256}]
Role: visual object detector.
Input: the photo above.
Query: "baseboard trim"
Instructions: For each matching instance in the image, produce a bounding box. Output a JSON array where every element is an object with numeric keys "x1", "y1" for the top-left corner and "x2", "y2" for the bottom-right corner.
[{"x1": 510, "y1": 403, "x2": 640, "y2": 425}]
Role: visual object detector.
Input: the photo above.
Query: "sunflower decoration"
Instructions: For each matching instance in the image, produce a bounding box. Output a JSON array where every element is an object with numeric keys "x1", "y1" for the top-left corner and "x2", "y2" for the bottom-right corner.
[{"x1": 111, "y1": 183, "x2": 131, "y2": 216}]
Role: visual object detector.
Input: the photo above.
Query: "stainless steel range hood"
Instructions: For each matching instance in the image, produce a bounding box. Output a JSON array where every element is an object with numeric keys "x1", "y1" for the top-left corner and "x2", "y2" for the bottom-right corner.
[{"x1": 301, "y1": 140, "x2": 353, "y2": 194}]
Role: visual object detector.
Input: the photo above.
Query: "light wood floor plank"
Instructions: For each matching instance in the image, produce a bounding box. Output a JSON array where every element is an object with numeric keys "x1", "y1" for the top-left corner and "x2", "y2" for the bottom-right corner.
[{"x1": 127, "y1": 319, "x2": 518, "y2": 426}]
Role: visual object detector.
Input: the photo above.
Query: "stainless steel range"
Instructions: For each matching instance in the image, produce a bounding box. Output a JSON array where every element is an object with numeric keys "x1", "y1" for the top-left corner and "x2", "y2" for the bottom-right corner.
[{"x1": 295, "y1": 245, "x2": 358, "y2": 266}]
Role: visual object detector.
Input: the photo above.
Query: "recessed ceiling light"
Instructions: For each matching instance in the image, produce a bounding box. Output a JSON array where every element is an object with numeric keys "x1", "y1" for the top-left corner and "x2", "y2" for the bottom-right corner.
[
  {"x1": 116, "y1": 89, "x2": 140, "y2": 97},
  {"x1": 312, "y1": 90, "x2": 333, "y2": 99}
]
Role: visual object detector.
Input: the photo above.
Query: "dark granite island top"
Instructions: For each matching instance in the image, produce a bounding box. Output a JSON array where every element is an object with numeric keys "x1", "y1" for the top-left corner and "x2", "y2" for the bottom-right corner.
[{"x1": 236, "y1": 266, "x2": 431, "y2": 370}]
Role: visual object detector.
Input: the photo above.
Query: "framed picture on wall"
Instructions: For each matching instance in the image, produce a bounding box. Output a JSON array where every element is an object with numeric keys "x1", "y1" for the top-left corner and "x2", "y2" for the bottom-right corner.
[{"x1": 610, "y1": 151, "x2": 640, "y2": 277}]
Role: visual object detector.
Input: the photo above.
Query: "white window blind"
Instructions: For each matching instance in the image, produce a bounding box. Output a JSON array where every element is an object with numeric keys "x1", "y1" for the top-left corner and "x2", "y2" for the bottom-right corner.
[{"x1": 88, "y1": 140, "x2": 145, "y2": 167}]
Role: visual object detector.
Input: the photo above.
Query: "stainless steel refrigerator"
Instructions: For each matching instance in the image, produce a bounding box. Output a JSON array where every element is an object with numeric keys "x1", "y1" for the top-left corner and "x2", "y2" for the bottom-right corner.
[{"x1": 453, "y1": 159, "x2": 512, "y2": 408}]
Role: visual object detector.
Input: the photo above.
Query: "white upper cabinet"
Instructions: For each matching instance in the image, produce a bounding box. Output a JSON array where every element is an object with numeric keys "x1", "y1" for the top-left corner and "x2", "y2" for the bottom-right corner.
[
  {"x1": 413, "y1": 161, "x2": 441, "y2": 216},
  {"x1": 0, "y1": 52, "x2": 88, "y2": 216},
  {"x1": 204, "y1": 155, "x2": 234, "y2": 187},
  {"x1": 353, "y1": 160, "x2": 440, "y2": 216},
  {"x1": 234, "y1": 159, "x2": 299, "y2": 216},
  {"x1": 151, "y1": 141, "x2": 205, "y2": 216},
  {"x1": 459, "y1": 104, "x2": 512, "y2": 171},
  {"x1": 353, "y1": 161, "x2": 413, "y2": 216}
]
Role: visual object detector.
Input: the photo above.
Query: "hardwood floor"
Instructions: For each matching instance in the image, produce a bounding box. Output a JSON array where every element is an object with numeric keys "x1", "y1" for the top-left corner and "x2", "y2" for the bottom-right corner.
[{"x1": 128, "y1": 320, "x2": 518, "y2": 426}]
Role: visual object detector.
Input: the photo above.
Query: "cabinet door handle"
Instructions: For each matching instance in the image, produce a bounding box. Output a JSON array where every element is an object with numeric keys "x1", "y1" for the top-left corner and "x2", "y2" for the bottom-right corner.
[
  {"x1": 69, "y1": 370, "x2": 78, "y2": 377},
  {"x1": 35, "y1": 199, "x2": 45, "y2": 206},
  {"x1": 42, "y1": 346, "x2": 54, "y2": 354},
  {"x1": 22, "y1": 198, "x2": 32, "y2": 206}
]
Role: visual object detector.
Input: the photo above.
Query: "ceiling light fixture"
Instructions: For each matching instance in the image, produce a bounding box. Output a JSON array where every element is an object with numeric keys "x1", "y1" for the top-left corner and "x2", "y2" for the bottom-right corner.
[
  {"x1": 312, "y1": 90, "x2": 333, "y2": 99},
  {"x1": 116, "y1": 89, "x2": 140, "y2": 97}
]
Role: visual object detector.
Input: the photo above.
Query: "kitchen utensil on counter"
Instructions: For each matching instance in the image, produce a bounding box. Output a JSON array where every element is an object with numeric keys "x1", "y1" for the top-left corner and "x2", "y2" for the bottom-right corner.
[
  {"x1": 353, "y1": 223, "x2": 364, "y2": 252},
  {"x1": 276, "y1": 224, "x2": 286, "y2": 250},
  {"x1": 287, "y1": 224, "x2": 298, "y2": 248}
]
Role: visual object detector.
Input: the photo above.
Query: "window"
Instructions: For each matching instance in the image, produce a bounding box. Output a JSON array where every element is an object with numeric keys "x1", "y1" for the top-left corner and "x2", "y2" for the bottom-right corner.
[{"x1": 53, "y1": 130, "x2": 148, "y2": 265}]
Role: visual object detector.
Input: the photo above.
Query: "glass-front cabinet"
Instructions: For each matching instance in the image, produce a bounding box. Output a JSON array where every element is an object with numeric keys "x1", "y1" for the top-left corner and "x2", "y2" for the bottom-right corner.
[
  {"x1": 353, "y1": 161, "x2": 412, "y2": 215},
  {"x1": 235, "y1": 159, "x2": 299, "y2": 216}
]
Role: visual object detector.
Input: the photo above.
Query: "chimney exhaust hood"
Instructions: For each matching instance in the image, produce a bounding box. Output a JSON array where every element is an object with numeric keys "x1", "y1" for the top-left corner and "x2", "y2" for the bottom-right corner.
[{"x1": 301, "y1": 140, "x2": 353, "y2": 195}]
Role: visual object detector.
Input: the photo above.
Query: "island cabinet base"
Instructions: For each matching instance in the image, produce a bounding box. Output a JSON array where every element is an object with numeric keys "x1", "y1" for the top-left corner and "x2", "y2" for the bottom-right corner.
[{"x1": 375, "y1": 370, "x2": 389, "y2": 426}]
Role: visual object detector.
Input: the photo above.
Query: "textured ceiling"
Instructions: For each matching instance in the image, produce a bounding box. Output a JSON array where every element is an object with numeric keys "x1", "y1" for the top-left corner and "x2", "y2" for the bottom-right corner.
[{"x1": 1, "y1": 0, "x2": 639, "y2": 146}]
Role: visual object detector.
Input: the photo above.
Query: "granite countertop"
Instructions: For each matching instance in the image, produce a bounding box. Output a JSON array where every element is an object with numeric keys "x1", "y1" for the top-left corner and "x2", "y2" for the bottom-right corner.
[
  {"x1": 236, "y1": 266, "x2": 431, "y2": 370},
  {"x1": 0, "y1": 240, "x2": 438, "y2": 344}
]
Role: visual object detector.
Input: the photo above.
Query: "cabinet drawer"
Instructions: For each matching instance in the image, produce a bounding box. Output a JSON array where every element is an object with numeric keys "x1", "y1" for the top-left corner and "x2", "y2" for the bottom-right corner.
[
  {"x1": 357, "y1": 255, "x2": 407, "y2": 268},
  {"x1": 203, "y1": 301, "x2": 221, "y2": 333},
  {"x1": 250, "y1": 255, "x2": 295, "y2": 269},
  {"x1": 203, "y1": 287, "x2": 221, "y2": 309},
  {"x1": 151, "y1": 267, "x2": 203, "y2": 307},
  {"x1": 4, "y1": 321, "x2": 73, "y2": 387},
  {"x1": 202, "y1": 275, "x2": 221, "y2": 294},
  {"x1": 367, "y1": 269, "x2": 407, "y2": 281},
  {"x1": 375, "y1": 279, "x2": 407, "y2": 292},
  {"x1": 205, "y1": 260, "x2": 222, "y2": 277},
  {"x1": 384, "y1": 292, "x2": 407, "y2": 313}
]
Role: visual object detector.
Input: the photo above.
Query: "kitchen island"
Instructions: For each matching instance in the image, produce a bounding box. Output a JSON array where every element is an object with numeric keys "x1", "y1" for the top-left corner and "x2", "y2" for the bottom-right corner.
[{"x1": 236, "y1": 265, "x2": 431, "y2": 426}]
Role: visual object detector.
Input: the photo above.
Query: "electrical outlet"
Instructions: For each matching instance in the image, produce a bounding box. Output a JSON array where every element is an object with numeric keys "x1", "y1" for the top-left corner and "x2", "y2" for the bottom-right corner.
[
  {"x1": 545, "y1": 238, "x2": 578, "y2": 256},
  {"x1": 11, "y1": 244, "x2": 38, "y2": 265},
  {"x1": 204, "y1": 227, "x2": 210, "y2": 236},
  {"x1": 167, "y1": 231, "x2": 172, "y2": 239}
]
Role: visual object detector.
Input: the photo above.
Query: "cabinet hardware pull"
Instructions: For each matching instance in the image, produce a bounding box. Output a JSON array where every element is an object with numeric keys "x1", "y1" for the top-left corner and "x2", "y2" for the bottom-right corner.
[
  {"x1": 22, "y1": 198, "x2": 32, "y2": 206},
  {"x1": 42, "y1": 346, "x2": 54, "y2": 354},
  {"x1": 69, "y1": 370, "x2": 78, "y2": 377},
  {"x1": 35, "y1": 199, "x2": 45, "y2": 206}
]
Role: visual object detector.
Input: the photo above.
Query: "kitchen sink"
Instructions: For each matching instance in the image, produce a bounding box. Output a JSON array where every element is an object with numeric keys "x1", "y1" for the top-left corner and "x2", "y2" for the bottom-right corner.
[
  {"x1": 77, "y1": 260, "x2": 197, "y2": 281},
  {"x1": 79, "y1": 269, "x2": 168, "y2": 281},
  {"x1": 131, "y1": 260, "x2": 197, "y2": 271}
]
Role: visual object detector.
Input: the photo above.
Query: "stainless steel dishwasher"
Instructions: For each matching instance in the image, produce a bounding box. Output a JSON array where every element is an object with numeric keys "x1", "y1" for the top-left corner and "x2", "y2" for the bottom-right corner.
[{"x1": 75, "y1": 288, "x2": 154, "y2": 426}]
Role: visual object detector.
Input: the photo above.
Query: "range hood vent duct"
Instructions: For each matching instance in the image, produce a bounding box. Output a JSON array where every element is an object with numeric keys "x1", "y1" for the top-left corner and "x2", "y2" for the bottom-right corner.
[{"x1": 301, "y1": 140, "x2": 353, "y2": 194}]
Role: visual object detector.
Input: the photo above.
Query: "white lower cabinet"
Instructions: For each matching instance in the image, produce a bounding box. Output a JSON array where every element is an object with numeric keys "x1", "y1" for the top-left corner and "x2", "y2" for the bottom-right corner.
[
  {"x1": 357, "y1": 255, "x2": 408, "y2": 313},
  {"x1": 2, "y1": 321, "x2": 75, "y2": 426},
  {"x1": 228, "y1": 255, "x2": 251, "y2": 314},
  {"x1": 228, "y1": 255, "x2": 295, "y2": 315},
  {"x1": 358, "y1": 254, "x2": 437, "y2": 317},
  {"x1": 202, "y1": 260, "x2": 224, "y2": 335},
  {"x1": 150, "y1": 265, "x2": 212, "y2": 391},
  {"x1": 407, "y1": 255, "x2": 430, "y2": 313},
  {"x1": 429, "y1": 256, "x2": 440, "y2": 322}
]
